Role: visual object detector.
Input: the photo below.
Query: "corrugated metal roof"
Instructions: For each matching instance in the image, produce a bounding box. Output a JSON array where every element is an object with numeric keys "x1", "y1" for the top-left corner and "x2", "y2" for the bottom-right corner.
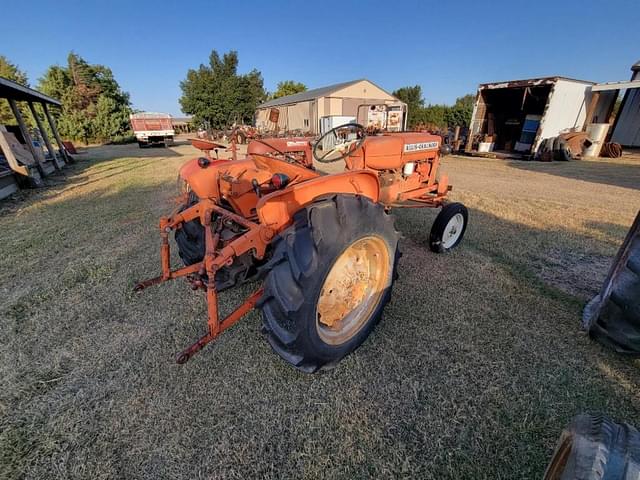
[
  {"x1": 257, "y1": 79, "x2": 366, "y2": 108},
  {"x1": 0, "y1": 76, "x2": 61, "y2": 106},
  {"x1": 479, "y1": 76, "x2": 594, "y2": 89},
  {"x1": 592, "y1": 80, "x2": 640, "y2": 92},
  {"x1": 130, "y1": 112, "x2": 172, "y2": 118}
]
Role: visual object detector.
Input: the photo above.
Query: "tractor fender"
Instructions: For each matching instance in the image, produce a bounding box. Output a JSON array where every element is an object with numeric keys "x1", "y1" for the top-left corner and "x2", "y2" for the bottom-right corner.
[{"x1": 256, "y1": 170, "x2": 380, "y2": 230}]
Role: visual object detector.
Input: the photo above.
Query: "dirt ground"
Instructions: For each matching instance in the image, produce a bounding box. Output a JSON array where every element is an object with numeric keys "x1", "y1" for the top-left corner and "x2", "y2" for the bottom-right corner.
[{"x1": 1, "y1": 138, "x2": 639, "y2": 479}]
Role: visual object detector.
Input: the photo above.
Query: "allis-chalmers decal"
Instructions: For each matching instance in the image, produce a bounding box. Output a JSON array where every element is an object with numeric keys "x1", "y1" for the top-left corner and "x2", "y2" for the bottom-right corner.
[{"x1": 404, "y1": 141, "x2": 439, "y2": 152}]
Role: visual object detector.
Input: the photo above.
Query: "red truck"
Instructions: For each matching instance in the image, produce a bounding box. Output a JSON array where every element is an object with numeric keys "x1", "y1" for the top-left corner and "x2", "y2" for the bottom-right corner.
[{"x1": 129, "y1": 112, "x2": 175, "y2": 148}]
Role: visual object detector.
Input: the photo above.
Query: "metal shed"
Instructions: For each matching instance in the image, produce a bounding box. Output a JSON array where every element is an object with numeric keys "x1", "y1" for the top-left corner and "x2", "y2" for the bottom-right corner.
[
  {"x1": 255, "y1": 79, "x2": 406, "y2": 135},
  {"x1": 0, "y1": 76, "x2": 70, "y2": 197},
  {"x1": 465, "y1": 77, "x2": 595, "y2": 158},
  {"x1": 609, "y1": 61, "x2": 640, "y2": 147}
]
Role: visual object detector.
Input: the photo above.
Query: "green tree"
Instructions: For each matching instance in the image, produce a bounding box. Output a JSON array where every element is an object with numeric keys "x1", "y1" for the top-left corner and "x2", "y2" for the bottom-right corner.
[
  {"x1": 421, "y1": 104, "x2": 449, "y2": 128},
  {"x1": 446, "y1": 94, "x2": 475, "y2": 127},
  {"x1": 0, "y1": 56, "x2": 30, "y2": 126},
  {"x1": 38, "y1": 53, "x2": 132, "y2": 143},
  {"x1": 392, "y1": 85, "x2": 424, "y2": 128},
  {"x1": 272, "y1": 80, "x2": 307, "y2": 99},
  {"x1": 179, "y1": 50, "x2": 266, "y2": 128},
  {"x1": 393, "y1": 86, "x2": 476, "y2": 130}
]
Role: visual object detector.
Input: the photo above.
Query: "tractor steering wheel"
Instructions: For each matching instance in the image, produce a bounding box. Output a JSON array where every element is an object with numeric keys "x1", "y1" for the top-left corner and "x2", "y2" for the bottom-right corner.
[{"x1": 313, "y1": 123, "x2": 366, "y2": 163}]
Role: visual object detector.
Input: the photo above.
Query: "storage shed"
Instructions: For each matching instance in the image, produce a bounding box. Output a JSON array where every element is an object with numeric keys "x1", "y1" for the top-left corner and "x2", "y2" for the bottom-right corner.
[
  {"x1": 0, "y1": 76, "x2": 70, "y2": 198},
  {"x1": 255, "y1": 79, "x2": 406, "y2": 135},
  {"x1": 610, "y1": 60, "x2": 640, "y2": 147},
  {"x1": 465, "y1": 77, "x2": 597, "y2": 158}
]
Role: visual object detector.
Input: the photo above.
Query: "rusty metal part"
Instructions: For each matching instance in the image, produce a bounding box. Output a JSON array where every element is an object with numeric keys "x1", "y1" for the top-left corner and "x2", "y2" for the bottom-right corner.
[
  {"x1": 316, "y1": 236, "x2": 391, "y2": 345},
  {"x1": 176, "y1": 288, "x2": 264, "y2": 364},
  {"x1": 189, "y1": 138, "x2": 227, "y2": 159},
  {"x1": 601, "y1": 142, "x2": 623, "y2": 158},
  {"x1": 134, "y1": 199, "x2": 273, "y2": 362}
]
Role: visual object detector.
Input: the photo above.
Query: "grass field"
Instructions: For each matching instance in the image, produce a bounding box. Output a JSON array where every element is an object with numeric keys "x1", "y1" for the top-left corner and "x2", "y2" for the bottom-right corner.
[{"x1": 1, "y1": 140, "x2": 639, "y2": 479}]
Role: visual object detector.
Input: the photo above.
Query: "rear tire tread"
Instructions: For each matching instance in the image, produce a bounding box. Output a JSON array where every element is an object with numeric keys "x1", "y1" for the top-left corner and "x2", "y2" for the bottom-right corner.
[{"x1": 258, "y1": 194, "x2": 400, "y2": 372}]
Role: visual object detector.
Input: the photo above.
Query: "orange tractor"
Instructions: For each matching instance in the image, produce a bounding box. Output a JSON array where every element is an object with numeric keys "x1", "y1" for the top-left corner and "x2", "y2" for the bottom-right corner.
[{"x1": 135, "y1": 124, "x2": 468, "y2": 372}]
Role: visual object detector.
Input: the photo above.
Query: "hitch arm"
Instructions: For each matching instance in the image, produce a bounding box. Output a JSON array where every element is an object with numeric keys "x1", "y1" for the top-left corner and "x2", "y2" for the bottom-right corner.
[
  {"x1": 176, "y1": 287, "x2": 264, "y2": 364},
  {"x1": 134, "y1": 199, "x2": 272, "y2": 363}
]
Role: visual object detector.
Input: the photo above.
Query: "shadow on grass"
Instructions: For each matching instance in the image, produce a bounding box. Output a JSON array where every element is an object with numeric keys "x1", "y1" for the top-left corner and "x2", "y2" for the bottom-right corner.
[
  {"x1": 0, "y1": 144, "x2": 189, "y2": 215},
  {"x1": 395, "y1": 205, "x2": 621, "y2": 303},
  {"x1": 506, "y1": 158, "x2": 640, "y2": 191},
  {"x1": 2, "y1": 181, "x2": 640, "y2": 479}
]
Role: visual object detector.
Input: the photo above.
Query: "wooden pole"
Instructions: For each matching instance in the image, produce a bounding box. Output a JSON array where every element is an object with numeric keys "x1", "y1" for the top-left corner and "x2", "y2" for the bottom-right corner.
[
  {"x1": 453, "y1": 125, "x2": 461, "y2": 151},
  {"x1": 42, "y1": 103, "x2": 71, "y2": 162},
  {"x1": 583, "y1": 91, "x2": 600, "y2": 131},
  {"x1": 8, "y1": 98, "x2": 46, "y2": 175},
  {"x1": 28, "y1": 102, "x2": 62, "y2": 171}
]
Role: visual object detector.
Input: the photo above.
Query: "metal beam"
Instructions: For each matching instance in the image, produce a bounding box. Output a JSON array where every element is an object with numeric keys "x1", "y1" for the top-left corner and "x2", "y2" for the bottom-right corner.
[
  {"x1": 591, "y1": 80, "x2": 640, "y2": 92},
  {"x1": 42, "y1": 103, "x2": 71, "y2": 163},
  {"x1": 583, "y1": 91, "x2": 600, "y2": 131},
  {"x1": 28, "y1": 102, "x2": 63, "y2": 171},
  {"x1": 8, "y1": 98, "x2": 45, "y2": 175},
  {"x1": 0, "y1": 77, "x2": 61, "y2": 105}
]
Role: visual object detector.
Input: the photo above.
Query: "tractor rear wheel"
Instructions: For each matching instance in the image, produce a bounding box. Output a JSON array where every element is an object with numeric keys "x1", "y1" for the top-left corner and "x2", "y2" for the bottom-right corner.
[{"x1": 258, "y1": 194, "x2": 400, "y2": 373}]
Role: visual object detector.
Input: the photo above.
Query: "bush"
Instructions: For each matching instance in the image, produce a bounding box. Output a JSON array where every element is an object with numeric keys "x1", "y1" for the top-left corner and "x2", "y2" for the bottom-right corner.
[{"x1": 108, "y1": 134, "x2": 136, "y2": 145}]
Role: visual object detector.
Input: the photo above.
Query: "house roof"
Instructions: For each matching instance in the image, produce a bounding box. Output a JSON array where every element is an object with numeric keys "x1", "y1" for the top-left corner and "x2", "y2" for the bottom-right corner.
[
  {"x1": 0, "y1": 76, "x2": 61, "y2": 106},
  {"x1": 258, "y1": 79, "x2": 367, "y2": 108}
]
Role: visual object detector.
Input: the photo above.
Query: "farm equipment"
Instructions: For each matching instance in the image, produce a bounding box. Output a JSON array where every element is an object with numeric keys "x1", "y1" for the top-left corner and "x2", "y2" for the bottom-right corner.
[
  {"x1": 135, "y1": 124, "x2": 468, "y2": 372},
  {"x1": 583, "y1": 210, "x2": 640, "y2": 354}
]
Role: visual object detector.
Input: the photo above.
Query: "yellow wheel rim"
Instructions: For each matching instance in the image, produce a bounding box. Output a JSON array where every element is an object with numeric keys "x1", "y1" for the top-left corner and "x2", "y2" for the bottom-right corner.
[{"x1": 316, "y1": 236, "x2": 391, "y2": 345}]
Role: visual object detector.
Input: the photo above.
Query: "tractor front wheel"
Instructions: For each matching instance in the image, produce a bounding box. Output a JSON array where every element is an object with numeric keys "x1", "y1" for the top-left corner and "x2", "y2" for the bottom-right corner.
[
  {"x1": 258, "y1": 195, "x2": 400, "y2": 373},
  {"x1": 429, "y1": 202, "x2": 468, "y2": 253}
]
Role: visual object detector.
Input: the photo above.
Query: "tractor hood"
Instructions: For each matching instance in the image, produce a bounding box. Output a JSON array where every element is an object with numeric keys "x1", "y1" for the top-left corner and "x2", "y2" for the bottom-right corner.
[
  {"x1": 179, "y1": 157, "x2": 235, "y2": 200},
  {"x1": 354, "y1": 132, "x2": 442, "y2": 170}
]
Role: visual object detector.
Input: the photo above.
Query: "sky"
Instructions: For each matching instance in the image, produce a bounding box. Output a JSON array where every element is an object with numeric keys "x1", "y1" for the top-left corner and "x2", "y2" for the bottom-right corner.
[{"x1": 3, "y1": 0, "x2": 639, "y2": 117}]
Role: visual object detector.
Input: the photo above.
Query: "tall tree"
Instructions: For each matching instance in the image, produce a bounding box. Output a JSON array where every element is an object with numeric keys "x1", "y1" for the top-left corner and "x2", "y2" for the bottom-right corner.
[
  {"x1": 392, "y1": 85, "x2": 424, "y2": 128},
  {"x1": 393, "y1": 85, "x2": 476, "y2": 129},
  {"x1": 446, "y1": 94, "x2": 475, "y2": 127},
  {"x1": 179, "y1": 50, "x2": 266, "y2": 128},
  {"x1": 272, "y1": 80, "x2": 307, "y2": 99},
  {"x1": 0, "y1": 56, "x2": 30, "y2": 126},
  {"x1": 39, "y1": 53, "x2": 132, "y2": 143}
]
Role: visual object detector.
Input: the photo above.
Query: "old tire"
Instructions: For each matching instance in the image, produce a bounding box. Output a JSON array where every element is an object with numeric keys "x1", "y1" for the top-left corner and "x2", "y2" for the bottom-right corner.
[
  {"x1": 429, "y1": 202, "x2": 468, "y2": 253},
  {"x1": 257, "y1": 194, "x2": 400, "y2": 373},
  {"x1": 544, "y1": 414, "x2": 640, "y2": 479}
]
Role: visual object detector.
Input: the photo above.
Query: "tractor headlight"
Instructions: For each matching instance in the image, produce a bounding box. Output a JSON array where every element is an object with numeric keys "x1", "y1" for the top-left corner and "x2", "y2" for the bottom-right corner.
[
  {"x1": 176, "y1": 176, "x2": 195, "y2": 206},
  {"x1": 177, "y1": 175, "x2": 191, "y2": 195},
  {"x1": 176, "y1": 175, "x2": 192, "y2": 203}
]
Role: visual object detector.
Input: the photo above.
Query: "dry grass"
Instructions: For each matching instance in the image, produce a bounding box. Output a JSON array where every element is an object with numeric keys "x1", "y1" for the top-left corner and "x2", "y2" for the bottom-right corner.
[{"x1": 1, "y1": 140, "x2": 640, "y2": 479}]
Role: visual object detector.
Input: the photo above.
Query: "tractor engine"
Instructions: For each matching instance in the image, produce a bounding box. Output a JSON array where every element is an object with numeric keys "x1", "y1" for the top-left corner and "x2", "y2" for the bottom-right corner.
[
  {"x1": 346, "y1": 132, "x2": 446, "y2": 205},
  {"x1": 172, "y1": 138, "x2": 318, "y2": 292}
]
